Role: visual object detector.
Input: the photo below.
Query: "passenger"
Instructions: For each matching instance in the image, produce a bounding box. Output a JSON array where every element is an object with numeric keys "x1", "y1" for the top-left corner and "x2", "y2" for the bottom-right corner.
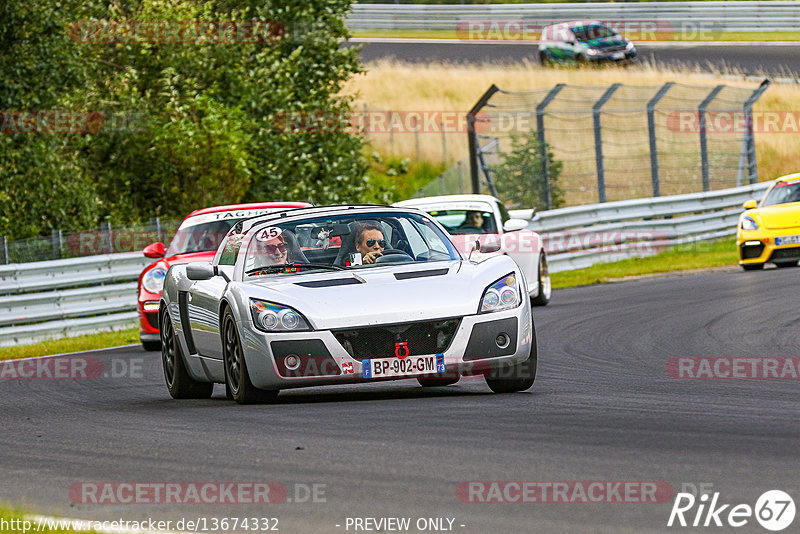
[
  {"x1": 354, "y1": 222, "x2": 386, "y2": 265},
  {"x1": 253, "y1": 232, "x2": 288, "y2": 267}
]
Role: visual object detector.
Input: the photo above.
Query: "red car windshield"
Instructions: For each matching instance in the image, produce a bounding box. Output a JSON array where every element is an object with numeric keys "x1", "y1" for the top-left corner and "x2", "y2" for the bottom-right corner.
[{"x1": 166, "y1": 220, "x2": 242, "y2": 256}]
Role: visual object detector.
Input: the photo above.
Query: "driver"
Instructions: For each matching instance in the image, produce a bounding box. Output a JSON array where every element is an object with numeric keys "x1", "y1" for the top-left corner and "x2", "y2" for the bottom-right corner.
[
  {"x1": 354, "y1": 222, "x2": 386, "y2": 265},
  {"x1": 460, "y1": 210, "x2": 485, "y2": 229}
]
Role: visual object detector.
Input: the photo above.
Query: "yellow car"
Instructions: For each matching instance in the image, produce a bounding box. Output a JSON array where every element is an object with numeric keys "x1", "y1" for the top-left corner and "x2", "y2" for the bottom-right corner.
[{"x1": 738, "y1": 173, "x2": 800, "y2": 270}]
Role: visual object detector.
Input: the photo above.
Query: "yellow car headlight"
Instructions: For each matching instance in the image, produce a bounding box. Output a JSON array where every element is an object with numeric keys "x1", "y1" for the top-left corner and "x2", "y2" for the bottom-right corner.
[{"x1": 741, "y1": 216, "x2": 759, "y2": 231}]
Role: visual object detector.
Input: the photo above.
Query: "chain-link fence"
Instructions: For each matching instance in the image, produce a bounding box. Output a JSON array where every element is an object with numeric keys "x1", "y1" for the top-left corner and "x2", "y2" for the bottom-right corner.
[
  {"x1": 0, "y1": 218, "x2": 181, "y2": 264},
  {"x1": 418, "y1": 80, "x2": 770, "y2": 210}
]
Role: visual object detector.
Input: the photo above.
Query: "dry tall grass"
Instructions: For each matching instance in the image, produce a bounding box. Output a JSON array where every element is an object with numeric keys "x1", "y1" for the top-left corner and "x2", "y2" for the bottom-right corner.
[{"x1": 343, "y1": 60, "x2": 799, "y2": 196}]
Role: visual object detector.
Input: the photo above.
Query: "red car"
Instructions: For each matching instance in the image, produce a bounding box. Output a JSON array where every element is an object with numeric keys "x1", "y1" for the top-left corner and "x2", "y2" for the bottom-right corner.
[{"x1": 137, "y1": 202, "x2": 311, "y2": 350}]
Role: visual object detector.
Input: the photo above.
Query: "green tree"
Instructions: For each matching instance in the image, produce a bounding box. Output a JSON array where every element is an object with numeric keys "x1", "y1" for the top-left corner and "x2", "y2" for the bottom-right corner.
[
  {"x1": 0, "y1": 0, "x2": 101, "y2": 239},
  {"x1": 491, "y1": 131, "x2": 564, "y2": 210}
]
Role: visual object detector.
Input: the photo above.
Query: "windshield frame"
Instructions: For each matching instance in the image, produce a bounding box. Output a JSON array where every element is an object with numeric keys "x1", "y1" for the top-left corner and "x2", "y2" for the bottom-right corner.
[{"x1": 221, "y1": 209, "x2": 461, "y2": 282}]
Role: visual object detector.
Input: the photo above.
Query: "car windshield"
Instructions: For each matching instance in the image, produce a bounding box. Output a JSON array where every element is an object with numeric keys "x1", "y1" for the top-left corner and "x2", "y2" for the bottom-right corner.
[
  {"x1": 425, "y1": 208, "x2": 498, "y2": 234},
  {"x1": 166, "y1": 209, "x2": 284, "y2": 256},
  {"x1": 762, "y1": 181, "x2": 800, "y2": 207},
  {"x1": 571, "y1": 24, "x2": 615, "y2": 41},
  {"x1": 241, "y1": 211, "x2": 459, "y2": 278}
]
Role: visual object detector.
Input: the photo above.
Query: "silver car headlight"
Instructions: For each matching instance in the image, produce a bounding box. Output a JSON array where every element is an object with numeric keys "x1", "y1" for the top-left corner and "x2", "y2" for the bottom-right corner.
[
  {"x1": 250, "y1": 299, "x2": 311, "y2": 332},
  {"x1": 741, "y1": 216, "x2": 759, "y2": 231},
  {"x1": 142, "y1": 267, "x2": 166, "y2": 294},
  {"x1": 585, "y1": 47, "x2": 600, "y2": 56},
  {"x1": 479, "y1": 273, "x2": 521, "y2": 314},
  {"x1": 625, "y1": 41, "x2": 635, "y2": 51}
]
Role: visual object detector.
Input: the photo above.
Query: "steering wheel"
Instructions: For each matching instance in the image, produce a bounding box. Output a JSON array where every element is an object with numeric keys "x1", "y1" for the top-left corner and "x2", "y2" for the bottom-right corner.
[
  {"x1": 457, "y1": 225, "x2": 485, "y2": 234},
  {"x1": 375, "y1": 249, "x2": 413, "y2": 264}
]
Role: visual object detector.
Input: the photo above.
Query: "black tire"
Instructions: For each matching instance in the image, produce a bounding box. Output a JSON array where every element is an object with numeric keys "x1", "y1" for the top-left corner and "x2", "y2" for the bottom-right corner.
[
  {"x1": 160, "y1": 308, "x2": 213, "y2": 399},
  {"x1": 141, "y1": 340, "x2": 161, "y2": 351},
  {"x1": 539, "y1": 51, "x2": 551, "y2": 67},
  {"x1": 575, "y1": 54, "x2": 587, "y2": 67},
  {"x1": 417, "y1": 377, "x2": 459, "y2": 387},
  {"x1": 775, "y1": 261, "x2": 798, "y2": 268},
  {"x1": 485, "y1": 319, "x2": 537, "y2": 393},
  {"x1": 741, "y1": 263, "x2": 764, "y2": 271},
  {"x1": 530, "y1": 252, "x2": 551, "y2": 307},
  {"x1": 222, "y1": 309, "x2": 278, "y2": 405}
]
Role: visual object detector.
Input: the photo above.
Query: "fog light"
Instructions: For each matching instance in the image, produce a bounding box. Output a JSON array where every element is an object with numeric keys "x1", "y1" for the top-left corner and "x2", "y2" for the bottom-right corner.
[
  {"x1": 495, "y1": 333, "x2": 510, "y2": 349},
  {"x1": 143, "y1": 301, "x2": 160, "y2": 312},
  {"x1": 284, "y1": 354, "x2": 301, "y2": 371},
  {"x1": 744, "y1": 241, "x2": 761, "y2": 246}
]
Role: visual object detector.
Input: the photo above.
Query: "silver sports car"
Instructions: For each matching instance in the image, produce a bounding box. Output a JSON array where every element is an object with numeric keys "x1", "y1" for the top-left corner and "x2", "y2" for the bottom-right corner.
[{"x1": 159, "y1": 205, "x2": 537, "y2": 404}]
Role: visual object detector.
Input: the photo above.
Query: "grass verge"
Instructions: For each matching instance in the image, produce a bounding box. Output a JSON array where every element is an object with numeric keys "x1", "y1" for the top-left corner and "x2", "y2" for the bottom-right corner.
[
  {"x1": 0, "y1": 328, "x2": 140, "y2": 362},
  {"x1": 551, "y1": 237, "x2": 738, "y2": 289},
  {"x1": 352, "y1": 30, "x2": 800, "y2": 42}
]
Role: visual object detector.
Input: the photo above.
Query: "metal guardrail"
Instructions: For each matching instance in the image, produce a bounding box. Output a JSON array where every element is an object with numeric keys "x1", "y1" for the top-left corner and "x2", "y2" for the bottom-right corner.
[
  {"x1": 348, "y1": 2, "x2": 800, "y2": 33},
  {"x1": 0, "y1": 253, "x2": 150, "y2": 347},
  {"x1": 0, "y1": 181, "x2": 771, "y2": 346},
  {"x1": 509, "y1": 181, "x2": 771, "y2": 273}
]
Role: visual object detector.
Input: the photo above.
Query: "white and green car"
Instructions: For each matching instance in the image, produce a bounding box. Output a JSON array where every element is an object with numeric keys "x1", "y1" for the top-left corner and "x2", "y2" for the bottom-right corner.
[{"x1": 539, "y1": 20, "x2": 637, "y2": 66}]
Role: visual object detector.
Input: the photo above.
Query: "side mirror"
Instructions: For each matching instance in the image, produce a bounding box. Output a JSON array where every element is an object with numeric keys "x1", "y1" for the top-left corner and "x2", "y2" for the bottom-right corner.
[
  {"x1": 742, "y1": 200, "x2": 757, "y2": 210},
  {"x1": 143, "y1": 242, "x2": 165, "y2": 259},
  {"x1": 503, "y1": 219, "x2": 529, "y2": 232},
  {"x1": 480, "y1": 241, "x2": 501, "y2": 254},
  {"x1": 186, "y1": 262, "x2": 215, "y2": 281}
]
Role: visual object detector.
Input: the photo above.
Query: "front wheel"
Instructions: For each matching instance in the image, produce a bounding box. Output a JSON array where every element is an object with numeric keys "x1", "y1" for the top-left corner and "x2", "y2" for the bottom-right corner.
[
  {"x1": 161, "y1": 309, "x2": 213, "y2": 399},
  {"x1": 222, "y1": 309, "x2": 278, "y2": 405},
  {"x1": 485, "y1": 320, "x2": 537, "y2": 393},
  {"x1": 530, "y1": 252, "x2": 551, "y2": 306},
  {"x1": 539, "y1": 51, "x2": 551, "y2": 67}
]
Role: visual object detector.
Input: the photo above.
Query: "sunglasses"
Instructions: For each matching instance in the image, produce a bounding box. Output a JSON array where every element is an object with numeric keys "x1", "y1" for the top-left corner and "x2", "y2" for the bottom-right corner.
[
  {"x1": 365, "y1": 239, "x2": 386, "y2": 248},
  {"x1": 263, "y1": 243, "x2": 287, "y2": 254}
]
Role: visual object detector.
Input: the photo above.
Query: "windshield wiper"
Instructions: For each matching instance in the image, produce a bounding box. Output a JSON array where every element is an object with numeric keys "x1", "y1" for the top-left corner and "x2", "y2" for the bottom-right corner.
[{"x1": 246, "y1": 262, "x2": 345, "y2": 276}]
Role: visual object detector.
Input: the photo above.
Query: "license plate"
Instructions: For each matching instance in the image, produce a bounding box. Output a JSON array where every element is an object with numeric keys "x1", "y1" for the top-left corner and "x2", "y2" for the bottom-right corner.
[
  {"x1": 362, "y1": 354, "x2": 445, "y2": 379},
  {"x1": 776, "y1": 235, "x2": 800, "y2": 245},
  {"x1": 611, "y1": 51, "x2": 625, "y2": 60}
]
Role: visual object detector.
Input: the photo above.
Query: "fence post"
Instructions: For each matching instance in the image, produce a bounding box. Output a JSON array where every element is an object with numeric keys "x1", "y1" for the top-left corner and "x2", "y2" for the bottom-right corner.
[
  {"x1": 101, "y1": 221, "x2": 112, "y2": 254},
  {"x1": 1, "y1": 235, "x2": 8, "y2": 265},
  {"x1": 467, "y1": 84, "x2": 501, "y2": 194},
  {"x1": 647, "y1": 82, "x2": 674, "y2": 197},
  {"x1": 457, "y1": 161, "x2": 464, "y2": 194},
  {"x1": 51, "y1": 229, "x2": 63, "y2": 259},
  {"x1": 744, "y1": 79, "x2": 771, "y2": 184},
  {"x1": 698, "y1": 85, "x2": 725, "y2": 192},
  {"x1": 536, "y1": 83, "x2": 565, "y2": 210},
  {"x1": 593, "y1": 83, "x2": 621, "y2": 203},
  {"x1": 441, "y1": 120, "x2": 447, "y2": 163},
  {"x1": 155, "y1": 216, "x2": 162, "y2": 244}
]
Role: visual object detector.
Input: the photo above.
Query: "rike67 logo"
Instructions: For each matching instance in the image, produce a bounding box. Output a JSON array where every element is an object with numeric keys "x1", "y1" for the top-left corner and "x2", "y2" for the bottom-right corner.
[{"x1": 668, "y1": 490, "x2": 795, "y2": 531}]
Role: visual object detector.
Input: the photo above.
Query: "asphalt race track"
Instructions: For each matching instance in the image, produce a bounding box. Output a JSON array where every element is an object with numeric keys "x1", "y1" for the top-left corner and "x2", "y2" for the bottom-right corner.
[
  {"x1": 2, "y1": 268, "x2": 799, "y2": 533},
  {"x1": 350, "y1": 41, "x2": 800, "y2": 77}
]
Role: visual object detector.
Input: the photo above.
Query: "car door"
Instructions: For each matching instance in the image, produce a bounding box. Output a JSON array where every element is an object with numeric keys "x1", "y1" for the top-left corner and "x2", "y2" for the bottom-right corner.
[{"x1": 185, "y1": 229, "x2": 242, "y2": 359}]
